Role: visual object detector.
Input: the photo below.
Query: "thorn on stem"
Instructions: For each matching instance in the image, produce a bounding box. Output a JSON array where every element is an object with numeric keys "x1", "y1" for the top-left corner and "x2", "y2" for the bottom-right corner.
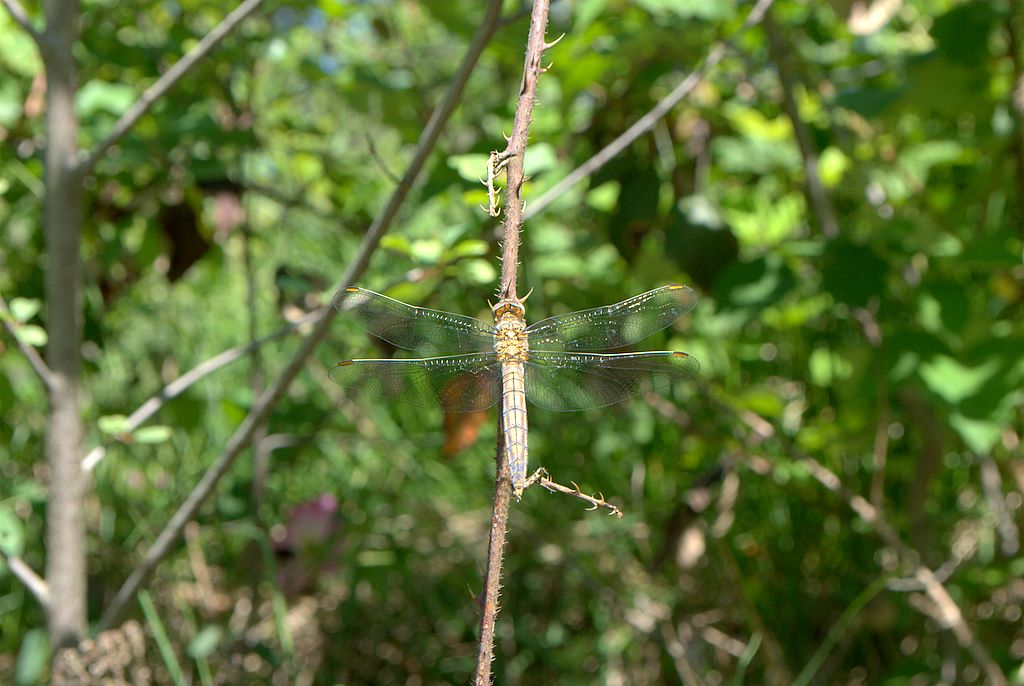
[{"x1": 544, "y1": 33, "x2": 566, "y2": 50}]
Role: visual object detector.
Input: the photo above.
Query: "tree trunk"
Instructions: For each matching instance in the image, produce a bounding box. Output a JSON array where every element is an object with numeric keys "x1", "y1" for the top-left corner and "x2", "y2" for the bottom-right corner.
[{"x1": 43, "y1": 0, "x2": 86, "y2": 648}]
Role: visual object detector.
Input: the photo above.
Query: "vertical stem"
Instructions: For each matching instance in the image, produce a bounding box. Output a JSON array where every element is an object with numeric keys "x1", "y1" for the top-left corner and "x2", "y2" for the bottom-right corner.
[
  {"x1": 497, "y1": 0, "x2": 551, "y2": 301},
  {"x1": 763, "y1": 8, "x2": 839, "y2": 238},
  {"x1": 42, "y1": 0, "x2": 86, "y2": 648},
  {"x1": 475, "y1": 1, "x2": 551, "y2": 683}
]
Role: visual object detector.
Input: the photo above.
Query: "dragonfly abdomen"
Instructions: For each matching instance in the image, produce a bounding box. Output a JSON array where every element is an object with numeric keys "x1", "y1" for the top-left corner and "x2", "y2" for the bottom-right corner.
[
  {"x1": 493, "y1": 303, "x2": 530, "y2": 497},
  {"x1": 501, "y1": 360, "x2": 529, "y2": 497}
]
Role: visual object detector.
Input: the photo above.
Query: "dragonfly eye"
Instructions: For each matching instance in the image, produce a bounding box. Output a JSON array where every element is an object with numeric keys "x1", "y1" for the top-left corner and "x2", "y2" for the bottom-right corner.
[{"x1": 491, "y1": 299, "x2": 525, "y2": 318}]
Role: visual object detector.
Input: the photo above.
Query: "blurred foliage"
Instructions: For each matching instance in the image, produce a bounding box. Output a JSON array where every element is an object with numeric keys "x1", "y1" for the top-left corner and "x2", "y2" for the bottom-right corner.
[{"x1": 2, "y1": 0, "x2": 1024, "y2": 683}]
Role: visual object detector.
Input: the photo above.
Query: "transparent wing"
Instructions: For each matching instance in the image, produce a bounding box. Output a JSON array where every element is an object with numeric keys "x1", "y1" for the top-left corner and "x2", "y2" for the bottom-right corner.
[
  {"x1": 333, "y1": 287, "x2": 495, "y2": 355},
  {"x1": 524, "y1": 351, "x2": 700, "y2": 412},
  {"x1": 526, "y1": 285, "x2": 699, "y2": 351},
  {"x1": 329, "y1": 353, "x2": 501, "y2": 413}
]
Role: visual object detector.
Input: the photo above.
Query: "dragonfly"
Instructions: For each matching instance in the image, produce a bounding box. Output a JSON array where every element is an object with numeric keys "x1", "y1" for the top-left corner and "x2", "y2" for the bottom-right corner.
[{"x1": 330, "y1": 285, "x2": 700, "y2": 498}]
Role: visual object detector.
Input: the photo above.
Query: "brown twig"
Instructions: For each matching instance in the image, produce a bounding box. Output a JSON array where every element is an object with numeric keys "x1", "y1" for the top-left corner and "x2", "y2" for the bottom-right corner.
[
  {"x1": 475, "y1": 2, "x2": 552, "y2": 683},
  {"x1": 0, "y1": 0, "x2": 42, "y2": 46},
  {"x1": 494, "y1": 0, "x2": 551, "y2": 302},
  {"x1": 523, "y1": 0, "x2": 776, "y2": 222},
  {"x1": 0, "y1": 292, "x2": 55, "y2": 391},
  {"x1": 0, "y1": 547, "x2": 51, "y2": 611},
  {"x1": 528, "y1": 469, "x2": 624, "y2": 518},
  {"x1": 78, "y1": 0, "x2": 267, "y2": 176},
  {"x1": 96, "y1": 0, "x2": 505, "y2": 632}
]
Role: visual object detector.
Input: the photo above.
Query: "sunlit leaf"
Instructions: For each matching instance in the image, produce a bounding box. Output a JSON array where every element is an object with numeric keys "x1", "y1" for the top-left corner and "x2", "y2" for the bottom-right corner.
[
  {"x1": 9, "y1": 297, "x2": 41, "y2": 322},
  {"x1": 187, "y1": 625, "x2": 224, "y2": 659},
  {"x1": 134, "y1": 425, "x2": 173, "y2": 444},
  {"x1": 98, "y1": 414, "x2": 130, "y2": 435},
  {"x1": 14, "y1": 628, "x2": 48, "y2": 686},
  {"x1": 14, "y1": 325, "x2": 46, "y2": 347}
]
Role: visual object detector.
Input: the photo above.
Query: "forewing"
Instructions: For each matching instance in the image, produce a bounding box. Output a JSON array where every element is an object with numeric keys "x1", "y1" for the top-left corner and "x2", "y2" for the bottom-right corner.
[
  {"x1": 333, "y1": 287, "x2": 495, "y2": 354},
  {"x1": 524, "y1": 351, "x2": 699, "y2": 412},
  {"x1": 527, "y1": 285, "x2": 698, "y2": 351},
  {"x1": 329, "y1": 353, "x2": 501, "y2": 413}
]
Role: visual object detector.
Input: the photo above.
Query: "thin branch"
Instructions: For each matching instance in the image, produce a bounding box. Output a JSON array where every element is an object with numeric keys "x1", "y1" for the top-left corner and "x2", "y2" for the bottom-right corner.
[
  {"x1": 365, "y1": 134, "x2": 401, "y2": 185},
  {"x1": 97, "y1": 0, "x2": 504, "y2": 632},
  {"x1": 763, "y1": 7, "x2": 839, "y2": 238},
  {"x1": 495, "y1": 0, "x2": 550, "y2": 301},
  {"x1": 523, "y1": 0, "x2": 776, "y2": 222},
  {"x1": 475, "y1": 2, "x2": 550, "y2": 683},
  {"x1": 529, "y1": 469, "x2": 624, "y2": 518},
  {"x1": 81, "y1": 309, "x2": 317, "y2": 472},
  {"x1": 0, "y1": 293, "x2": 56, "y2": 392},
  {"x1": 0, "y1": 0, "x2": 42, "y2": 46},
  {"x1": 0, "y1": 547, "x2": 51, "y2": 611},
  {"x1": 980, "y1": 456, "x2": 1019, "y2": 556},
  {"x1": 77, "y1": 0, "x2": 267, "y2": 176},
  {"x1": 729, "y1": 409, "x2": 1009, "y2": 686}
]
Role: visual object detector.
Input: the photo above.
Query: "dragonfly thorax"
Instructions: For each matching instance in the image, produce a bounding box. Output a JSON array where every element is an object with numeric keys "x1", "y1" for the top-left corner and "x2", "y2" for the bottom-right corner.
[{"x1": 493, "y1": 307, "x2": 529, "y2": 363}]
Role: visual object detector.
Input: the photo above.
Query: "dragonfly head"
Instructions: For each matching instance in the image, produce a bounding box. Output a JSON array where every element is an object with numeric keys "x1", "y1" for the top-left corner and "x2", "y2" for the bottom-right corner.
[{"x1": 491, "y1": 298, "x2": 525, "y2": 320}]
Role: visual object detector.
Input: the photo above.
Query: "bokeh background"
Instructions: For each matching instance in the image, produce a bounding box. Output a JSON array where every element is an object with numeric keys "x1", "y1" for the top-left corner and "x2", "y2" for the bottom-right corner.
[{"x1": 2, "y1": 0, "x2": 1024, "y2": 683}]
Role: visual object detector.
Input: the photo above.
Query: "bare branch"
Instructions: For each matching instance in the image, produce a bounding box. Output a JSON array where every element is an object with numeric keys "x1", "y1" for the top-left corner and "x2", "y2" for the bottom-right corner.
[
  {"x1": 82, "y1": 310, "x2": 317, "y2": 472},
  {"x1": 524, "y1": 0, "x2": 776, "y2": 222},
  {"x1": 530, "y1": 469, "x2": 624, "y2": 518},
  {"x1": 475, "y1": 3, "x2": 551, "y2": 683},
  {"x1": 0, "y1": 547, "x2": 51, "y2": 610},
  {"x1": 495, "y1": 0, "x2": 551, "y2": 301},
  {"x1": 97, "y1": 0, "x2": 504, "y2": 632},
  {"x1": 0, "y1": 293, "x2": 56, "y2": 392},
  {"x1": 78, "y1": 0, "x2": 267, "y2": 176},
  {"x1": 0, "y1": 0, "x2": 42, "y2": 46}
]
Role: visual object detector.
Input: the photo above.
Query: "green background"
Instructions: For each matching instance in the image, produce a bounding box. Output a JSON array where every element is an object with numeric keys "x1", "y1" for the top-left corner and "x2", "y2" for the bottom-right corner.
[{"x1": 2, "y1": 0, "x2": 1023, "y2": 683}]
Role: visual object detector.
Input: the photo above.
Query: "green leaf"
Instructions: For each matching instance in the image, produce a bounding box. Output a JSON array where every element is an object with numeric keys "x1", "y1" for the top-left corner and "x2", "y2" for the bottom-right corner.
[
  {"x1": 585, "y1": 181, "x2": 620, "y2": 212},
  {"x1": 410, "y1": 239, "x2": 443, "y2": 265},
  {"x1": 14, "y1": 324, "x2": 46, "y2": 347},
  {"x1": 809, "y1": 348, "x2": 853, "y2": 387},
  {"x1": 714, "y1": 256, "x2": 796, "y2": 312},
  {"x1": 380, "y1": 235, "x2": 412, "y2": 256},
  {"x1": 14, "y1": 628, "x2": 48, "y2": 686},
  {"x1": 187, "y1": 625, "x2": 224, "y2": 659},
  {"x1": 134, "y1": 425, "x2": 173, "y2": 444},
  {"x1": 635, "y1": 0, "x2": 735, "y2": 20},
  {"x1": 447, "y1": 239, "x2": 488, "y2": 259},
  {"x1": 523, "y1": 143, "x2": 557, "y2": 176},
  {"x1": 9, "y1": 297, "x2": 41, "y2": 322},
  {"x1": 919, "y1": 356, "x2": 1000, "y2": 405},
  {"x1": 949, "y1": 414, "x2": 1001, "y2": 454},
  {"x1": 98, "y1": 414, "x2": 130, "y2": 435},
  {"x1": 446, "y1": 153, "x2": 489, "y2": 183},
  {"x1": 77, "y1": 80, "x2": 136, "y2": 117},
  {"x1": 0, "y1": 505, "x2": 24, "y2": 558}
]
